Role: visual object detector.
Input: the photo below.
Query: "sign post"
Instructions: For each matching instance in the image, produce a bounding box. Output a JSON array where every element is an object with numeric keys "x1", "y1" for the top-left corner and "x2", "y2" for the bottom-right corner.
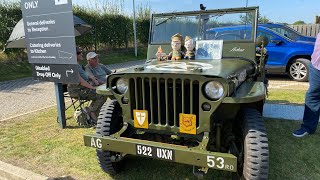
[{"x1": 21, "y1": 0, "x2": 79, "y2": 128}]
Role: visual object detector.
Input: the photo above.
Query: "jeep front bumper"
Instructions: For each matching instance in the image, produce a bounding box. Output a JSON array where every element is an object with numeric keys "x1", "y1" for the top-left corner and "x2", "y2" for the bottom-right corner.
[{"x1": 83, "y1": 123, "x2": 237, "y2": 172}]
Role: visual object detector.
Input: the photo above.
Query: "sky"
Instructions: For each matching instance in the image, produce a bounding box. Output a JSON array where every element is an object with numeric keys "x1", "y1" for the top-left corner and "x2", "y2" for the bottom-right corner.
[{"x1": 74, "y1": 0, "x2": 320, "y2": 24}]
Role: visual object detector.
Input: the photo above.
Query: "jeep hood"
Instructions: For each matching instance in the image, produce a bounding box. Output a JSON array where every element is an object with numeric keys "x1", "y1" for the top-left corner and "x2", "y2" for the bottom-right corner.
[{"x1": 116, "y1": 59, "x2": 255, "y2": 79}]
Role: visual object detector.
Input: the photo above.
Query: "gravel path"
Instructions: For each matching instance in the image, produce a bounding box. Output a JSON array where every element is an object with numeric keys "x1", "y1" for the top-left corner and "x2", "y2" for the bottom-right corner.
[{"x1": 0, "y1": 60, "x2": 145, "y2": 121}]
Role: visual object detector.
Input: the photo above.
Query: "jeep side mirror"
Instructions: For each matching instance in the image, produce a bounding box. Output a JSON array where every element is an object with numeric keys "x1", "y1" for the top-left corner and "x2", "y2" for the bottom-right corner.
[
  {"x1": 270, "y1": 38, "x2": 282, "y2": 45},
  {"x1": 256, "y1": 36, "x2": 269, "y2": 48}
]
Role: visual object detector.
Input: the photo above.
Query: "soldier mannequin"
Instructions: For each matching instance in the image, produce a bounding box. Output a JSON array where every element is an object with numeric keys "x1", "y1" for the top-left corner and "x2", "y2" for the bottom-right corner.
[
  {"x1": 168, "y1": 33, "x2": 184, "y2": 60},
  {"x1": 184, "y1": 36, "x2": 195, "y2": 60}
]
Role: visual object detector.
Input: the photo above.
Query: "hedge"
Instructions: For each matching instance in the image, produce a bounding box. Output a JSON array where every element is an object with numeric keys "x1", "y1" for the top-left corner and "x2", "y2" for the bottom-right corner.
[{"x1": 0, "y1": 3, "x2": 150, "y2": 50}]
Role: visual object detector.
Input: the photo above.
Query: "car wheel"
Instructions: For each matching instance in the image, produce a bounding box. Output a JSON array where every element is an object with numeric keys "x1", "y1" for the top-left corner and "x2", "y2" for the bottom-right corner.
[
  {"x1": 96, "y1": 99, "x2": 124, "y2": 175},
  {"x1": 231, "y1": 108, "x2": 269, "y2": 180},
  {"x1": 288, "y1": 58, "x2": 310, "y2": 82}
]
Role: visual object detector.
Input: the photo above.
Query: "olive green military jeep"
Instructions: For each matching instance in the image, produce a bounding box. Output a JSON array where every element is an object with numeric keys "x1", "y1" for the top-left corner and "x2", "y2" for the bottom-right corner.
[{"x1": 84, "y1": 6, "x2": 269, "y2": 179}]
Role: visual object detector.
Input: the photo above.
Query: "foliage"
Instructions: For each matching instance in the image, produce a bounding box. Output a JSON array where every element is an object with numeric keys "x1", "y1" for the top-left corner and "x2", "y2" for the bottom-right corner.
[
  {"x1": 135, "y1": 3, "x2": 151, "y2": 45},
  {"x1": 73, "y1": 5, "x2": 133, "y2": 50},
  {"x1": 259, "y1": 15, "x2": 271, "y2": 23},
  {"x1": 0, "y1": 60, "x2": 31, "y2": 82},
  {"x1": 86, "y1": 0, "x2": 124, "y2": 15},
  {"x1": 73, "y1": 6, "x2": 96, "y2": 50},
  {"x1": 0, "y1": 2, "x2": 22, "y2": 49},
  {"x1": 293, "y1": 20, "x2": 306, "y2": 25},
  {"x1": 239, "y1": 12, "x2": 271, "y2": 24},
  {"x1": 0, "y1": 2, "x2": 149, "y2": 55}
]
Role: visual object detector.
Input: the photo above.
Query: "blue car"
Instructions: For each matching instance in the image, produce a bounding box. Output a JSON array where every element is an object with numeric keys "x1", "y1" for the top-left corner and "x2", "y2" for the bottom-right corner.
[
  {"x1": 260, "y1": 23, "x2": 316, "y2": 42},
  {"x1": 207, "y1": 25, "x2": 315, "y2": 81}
]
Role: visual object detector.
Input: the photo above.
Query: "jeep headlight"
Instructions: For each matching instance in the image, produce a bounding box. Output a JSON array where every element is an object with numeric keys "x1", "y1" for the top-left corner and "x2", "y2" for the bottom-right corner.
[
  {"x1": 204, "y1": 81, "x2": 224, "y2": 100},
  {"x1": 116, "y1": 78, "x2": 128, "y2": 94}
]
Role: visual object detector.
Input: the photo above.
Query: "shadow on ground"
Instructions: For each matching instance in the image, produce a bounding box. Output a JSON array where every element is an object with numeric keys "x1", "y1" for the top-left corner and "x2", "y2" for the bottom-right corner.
[{"x1": 48, "y1": 176, "x2": 76, "y2": 180}]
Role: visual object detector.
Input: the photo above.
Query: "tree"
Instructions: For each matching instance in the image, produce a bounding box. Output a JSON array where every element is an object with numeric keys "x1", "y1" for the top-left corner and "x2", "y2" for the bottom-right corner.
[
  {"x1": 259, "y1": 15, "x2": 271, "y2": 23},
  {"x1": 136, "y1": 3, "x2": 151, "y2": 45},
  {"x1": 240, "y1": 12, "x2": 271, "y2": 24},
  {"x1": 293, "y1": 20, "x2": 306, "y2": 25},
  {"x1": 87, "y1": 0, "x2": 124, "y2": 15}
]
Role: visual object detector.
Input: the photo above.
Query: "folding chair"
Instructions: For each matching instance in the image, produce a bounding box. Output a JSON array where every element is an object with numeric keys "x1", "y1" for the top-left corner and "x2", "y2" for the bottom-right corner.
[{"x1": 62, "y1": 84, "x2": 90, "y2": 119}]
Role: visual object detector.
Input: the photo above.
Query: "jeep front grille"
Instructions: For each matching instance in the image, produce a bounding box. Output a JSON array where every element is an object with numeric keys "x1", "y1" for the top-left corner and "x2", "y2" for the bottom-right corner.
[{"x1": 129, "y1": 77, "x2": 200, "y2": 128}]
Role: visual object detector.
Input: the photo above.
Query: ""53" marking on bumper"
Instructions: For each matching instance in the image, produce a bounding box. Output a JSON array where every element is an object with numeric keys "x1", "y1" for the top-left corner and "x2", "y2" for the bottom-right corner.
[{"x1": 207, "y1": 155, "x2": 235, "y2": 171}]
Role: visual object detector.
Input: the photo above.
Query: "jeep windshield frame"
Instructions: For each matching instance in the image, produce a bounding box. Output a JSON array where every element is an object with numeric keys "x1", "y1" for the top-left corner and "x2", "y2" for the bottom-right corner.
[{"x1": 149, "y1": 7, "x2": 259, "y2": 44}]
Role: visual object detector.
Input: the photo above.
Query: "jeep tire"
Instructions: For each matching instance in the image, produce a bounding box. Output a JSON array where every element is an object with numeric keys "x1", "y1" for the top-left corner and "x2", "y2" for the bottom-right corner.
[
  {"x1": 234, "y1": 108, "x2": 269, "y2": 180},
  {"x1": 96, "y1": 99, "x2": 123, "y2": 175},
  {"x1": 288, "y1": 58, "x2": 310, "y2": 82}
]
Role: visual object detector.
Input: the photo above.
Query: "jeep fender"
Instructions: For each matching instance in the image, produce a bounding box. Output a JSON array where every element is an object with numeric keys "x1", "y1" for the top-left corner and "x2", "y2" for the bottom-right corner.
[{"x1": 222, "y1": 81, "x2": 265, "y2": 104}]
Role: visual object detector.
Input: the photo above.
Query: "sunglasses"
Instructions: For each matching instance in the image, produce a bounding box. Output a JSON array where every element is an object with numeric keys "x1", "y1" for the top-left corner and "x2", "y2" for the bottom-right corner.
[{"x1": 77, "y1": 52, "x2": 82, "y2": 55}]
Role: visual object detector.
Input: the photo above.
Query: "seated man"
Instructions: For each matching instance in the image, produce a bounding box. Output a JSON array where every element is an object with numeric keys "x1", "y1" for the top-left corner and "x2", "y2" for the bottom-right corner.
[
  {"x1": 67, "y1": 47, "x2": 107, "y2": 122},
  {"x1": 85, "y1": 52, "x2": 112, "y2": 85}
]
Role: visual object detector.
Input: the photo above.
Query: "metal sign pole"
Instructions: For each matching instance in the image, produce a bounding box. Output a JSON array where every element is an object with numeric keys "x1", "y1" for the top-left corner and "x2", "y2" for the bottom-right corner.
[
  {"x1": 133, "y1": 0, "x2": 138, "y2": 57},
  {"x1": 55, "y1": 82, "x2": 66, "y2": 128}
]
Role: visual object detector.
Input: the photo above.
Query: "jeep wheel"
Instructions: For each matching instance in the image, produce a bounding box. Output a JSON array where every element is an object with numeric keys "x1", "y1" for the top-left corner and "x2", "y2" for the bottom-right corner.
[
  {"x1": 288, "y1": 58, "x2": 310, "y2": 82},
  {"x1": 232, "y1": 108, "x2": 269, "y2": 180},
  {"x1": 96, "y1": 99, "x2": 124, "y2": 175}
]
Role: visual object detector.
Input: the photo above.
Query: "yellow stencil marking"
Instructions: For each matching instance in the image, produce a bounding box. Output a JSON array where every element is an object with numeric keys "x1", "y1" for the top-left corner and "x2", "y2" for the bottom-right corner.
[
  {"x1": 133, "y1": 110, "x2": 148, "y2": 129},
  {"x1": 179, "y1": 113, "x2": 196, "y2": 134}
]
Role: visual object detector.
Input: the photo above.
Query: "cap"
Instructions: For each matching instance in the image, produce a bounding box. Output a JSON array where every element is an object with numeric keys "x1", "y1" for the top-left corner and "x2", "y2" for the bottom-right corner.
[{"x1": 86, "y1": 52, "x2": 99, "y2": 60}]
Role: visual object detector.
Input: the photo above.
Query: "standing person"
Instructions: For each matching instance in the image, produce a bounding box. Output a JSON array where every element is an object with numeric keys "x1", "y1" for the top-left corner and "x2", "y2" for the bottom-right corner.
[
  {"x1": 85, "y1": 52, "x2": 112, "y2": 85},
  {"x1": 293, "y1": 32, "x2": 320, "y2": 137},
  {"x1": 67, "y1": 47, "x2": 106, "y2": 122}
]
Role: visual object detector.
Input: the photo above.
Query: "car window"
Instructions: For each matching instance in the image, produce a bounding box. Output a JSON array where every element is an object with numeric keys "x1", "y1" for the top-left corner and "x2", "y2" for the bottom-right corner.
[
  {"x1": 257, "y1": 30, "x2": 274, "y2": 42},
  {"x1": 268, "y1": 27, "x2": 298, "y2": 41}
]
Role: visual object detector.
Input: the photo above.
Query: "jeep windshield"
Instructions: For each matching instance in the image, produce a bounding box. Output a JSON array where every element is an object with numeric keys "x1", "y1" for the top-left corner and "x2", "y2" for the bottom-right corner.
[{"x1": 151, "y1": 8, "x2": 258, "y2": 44}]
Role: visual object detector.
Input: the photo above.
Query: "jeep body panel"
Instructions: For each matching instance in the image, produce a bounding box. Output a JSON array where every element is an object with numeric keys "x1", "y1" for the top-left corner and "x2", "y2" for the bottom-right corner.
[
  {"x1": 84, "y1": 123, "x2": 237, "y2": 172},
  {"x1": 84, "y1": 6, "x2": 268, "y2": 177}
]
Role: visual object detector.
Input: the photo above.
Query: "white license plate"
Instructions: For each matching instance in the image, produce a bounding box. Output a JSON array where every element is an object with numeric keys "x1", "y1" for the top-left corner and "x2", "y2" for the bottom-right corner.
[{"x1": 136, "y1": 144, "x2": 175, "y2": 161}]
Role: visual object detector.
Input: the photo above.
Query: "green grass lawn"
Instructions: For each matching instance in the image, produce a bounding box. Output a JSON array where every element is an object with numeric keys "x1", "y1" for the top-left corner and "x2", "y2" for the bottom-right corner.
[
  {"x1": 267, "y1": 88, "x2": 306, "y2": 105},
  {"x1": 0, "y1": 108, "x2": 319, "y2": 180},
  {"x1": 0, "y1": 61, "x2": 32, "y2": 82},
  {"x1": 0, "y1": 48, "x2": 147, "y2": 82}
]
